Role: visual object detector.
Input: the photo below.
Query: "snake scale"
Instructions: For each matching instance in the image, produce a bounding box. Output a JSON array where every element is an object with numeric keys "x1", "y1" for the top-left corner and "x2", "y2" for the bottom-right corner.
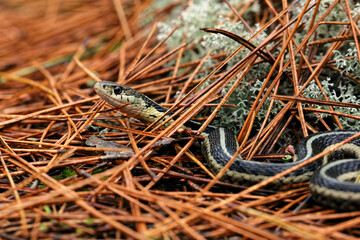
[{"x1": 94, "y1": 81, "x2": 360, "y2": 211}]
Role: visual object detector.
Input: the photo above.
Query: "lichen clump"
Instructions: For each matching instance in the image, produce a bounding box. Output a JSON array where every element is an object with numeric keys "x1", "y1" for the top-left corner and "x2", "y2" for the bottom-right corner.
[{"x1": 157, "y1": 0, "x2": 360, "y2": 131}]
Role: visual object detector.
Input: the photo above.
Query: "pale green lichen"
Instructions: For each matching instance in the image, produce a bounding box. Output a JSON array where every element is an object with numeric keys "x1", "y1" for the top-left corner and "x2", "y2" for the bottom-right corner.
[
  {"x1": 334, "y1": 42, "x2": 360, "y2": 77},
  {"x1": 157, "y1": 0, "x2": 230, "y2": 50},
  {"x1": 303, "y1": 77, "x2": 360, "y2": 130}
]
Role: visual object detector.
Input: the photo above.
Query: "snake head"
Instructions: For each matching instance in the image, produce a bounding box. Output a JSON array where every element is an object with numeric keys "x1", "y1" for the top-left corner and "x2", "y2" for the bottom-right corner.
[
  {"x1": 94, "y1": 81, "x2": 140, "y2": 107},
  {"x1": 94, "y1": 81, "x2": 165, "y2": 122}
]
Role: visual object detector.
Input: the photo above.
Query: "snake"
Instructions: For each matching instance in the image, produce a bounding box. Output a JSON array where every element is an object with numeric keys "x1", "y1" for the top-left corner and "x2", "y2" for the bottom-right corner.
[{"x1": 94, "y1": 81, "x2": 360, "y2": 211}]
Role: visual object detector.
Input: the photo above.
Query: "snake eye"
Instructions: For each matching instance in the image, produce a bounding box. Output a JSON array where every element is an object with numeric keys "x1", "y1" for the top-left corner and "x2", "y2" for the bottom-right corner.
[{"x1": 113, "y1": 86, "x2": 122, "y2": 95}]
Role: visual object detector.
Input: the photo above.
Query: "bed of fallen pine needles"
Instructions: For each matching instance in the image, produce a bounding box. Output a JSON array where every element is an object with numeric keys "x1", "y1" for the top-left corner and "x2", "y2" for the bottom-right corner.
[{"x1": 0, "y1": 0, "x2": 360, "y2": 239}]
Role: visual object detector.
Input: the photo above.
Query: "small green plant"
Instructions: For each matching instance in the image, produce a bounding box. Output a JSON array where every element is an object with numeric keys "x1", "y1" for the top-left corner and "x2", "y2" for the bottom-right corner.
[
  {"x1": 92, "y1": 168, "x2": 104, "y2": 174},
  {"x1": 85, "y1": 218, "x2": 94, "y2": 225},
  {"x1": 43, "y1": 205, "x2": 52, "y2": 214},
  {"x1": 38, "y1": 224, "x2": 49, "y2": 231},
  {"x1": 282, "y1": 155, "x2": 292, "y2": 162},
  {"x1": 61, "y1": 168, "x2": 77, "y2": 179}
]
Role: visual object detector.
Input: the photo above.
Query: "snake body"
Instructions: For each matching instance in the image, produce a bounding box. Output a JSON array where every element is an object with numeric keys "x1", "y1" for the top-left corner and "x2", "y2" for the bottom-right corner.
[{"x1": 95, "y1": 81, "x2": 360, "y2": 210}]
